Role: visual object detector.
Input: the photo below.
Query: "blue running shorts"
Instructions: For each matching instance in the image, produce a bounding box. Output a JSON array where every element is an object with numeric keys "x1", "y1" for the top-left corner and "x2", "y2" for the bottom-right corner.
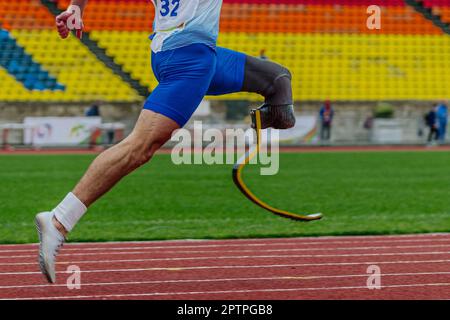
[{"x1": 143, "y1": 44, "x2": 246, "y2": 127}]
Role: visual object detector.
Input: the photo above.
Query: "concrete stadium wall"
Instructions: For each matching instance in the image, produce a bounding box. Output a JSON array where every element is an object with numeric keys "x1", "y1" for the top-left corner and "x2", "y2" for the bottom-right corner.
[
  {"x1": 294, "y1": 101, "x2": 434, "y2": 144},
  {"x1": 0, "y1": 100, "x2": 442, "y2": 145}
]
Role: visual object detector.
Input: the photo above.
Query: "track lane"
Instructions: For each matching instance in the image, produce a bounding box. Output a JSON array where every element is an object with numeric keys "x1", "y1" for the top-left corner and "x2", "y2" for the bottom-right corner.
[
  {"x1": 1, "y1": 250, "x2": 450, "y2": 273},
  {"x1": 1, "y1": 234, "x2": 450, "y2": 300},
  {"x1": 2, "y1": 233, "x2": 450, "y2": 252}
]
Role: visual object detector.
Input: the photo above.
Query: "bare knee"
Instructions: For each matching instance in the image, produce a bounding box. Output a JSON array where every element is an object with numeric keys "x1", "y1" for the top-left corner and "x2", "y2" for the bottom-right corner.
[
  {"x1": 119, "y1": 109, "x2": 180, "y2": 171},
  {"x1": 130, "y1": 144, "x2": 154, "y2": 167},
  {"x1": 119, "y1": 137, "x2": 158, "y2": 171},
  {"x1": 129, "y1": 141, "x2": 162, "y2": 168}
]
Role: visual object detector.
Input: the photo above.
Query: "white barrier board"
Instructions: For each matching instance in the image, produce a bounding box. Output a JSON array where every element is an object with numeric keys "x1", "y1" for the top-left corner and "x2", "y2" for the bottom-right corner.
[{"x1": 24, "y1": 117, "x2": 102, "y2": 146}]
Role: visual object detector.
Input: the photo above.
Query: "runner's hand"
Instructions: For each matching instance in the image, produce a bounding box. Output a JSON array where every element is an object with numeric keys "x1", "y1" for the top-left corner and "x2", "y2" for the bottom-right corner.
[{"x1": 55, "y1": 8, "x2": 83, "y2": 39}]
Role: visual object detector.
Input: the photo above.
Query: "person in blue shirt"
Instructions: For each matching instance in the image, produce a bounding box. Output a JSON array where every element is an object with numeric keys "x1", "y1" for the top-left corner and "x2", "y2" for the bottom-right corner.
[
  {"x1": 436, "y1": 102, "x2": 448, "y2": 143},
  {"x1": 36, "y1": 0, "x2": 298, "y2": 283},
  {"x1": 85, "y1": 103, "x2": 100, "y2": 117}
]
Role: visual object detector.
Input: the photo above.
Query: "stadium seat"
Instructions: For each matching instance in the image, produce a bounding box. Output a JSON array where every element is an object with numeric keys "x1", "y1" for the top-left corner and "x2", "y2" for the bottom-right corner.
[
  {"x1": 0, "y1": 0, "x2": 140, "y2": 102},
  {"x1": 1, "y1": 0, "x2": 450, "y2": 101}
]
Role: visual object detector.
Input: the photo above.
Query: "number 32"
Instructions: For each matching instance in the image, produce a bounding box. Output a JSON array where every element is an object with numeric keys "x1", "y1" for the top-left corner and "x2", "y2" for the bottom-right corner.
[{"x1": 160, "y1": 0, "x2": 180, "y2": 17}]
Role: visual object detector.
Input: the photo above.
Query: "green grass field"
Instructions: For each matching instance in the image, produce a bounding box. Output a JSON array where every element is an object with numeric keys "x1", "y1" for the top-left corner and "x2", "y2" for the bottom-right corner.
[{"x1": 0, "y1": 151, "x2": 449, "y2": 244}]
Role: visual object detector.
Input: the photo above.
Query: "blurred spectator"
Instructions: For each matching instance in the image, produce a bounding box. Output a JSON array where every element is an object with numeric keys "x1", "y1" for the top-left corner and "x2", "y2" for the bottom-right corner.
[
  {"x1": 319, "y1": 100, "x2": 334, "y2": 141},
  {"x1": 85, "y1": 102, "x2": 101, "y2": 117},
  {"x1": 436, "y1": 102, "x2": 448, "y2": 142},
  {"x1": 85, "y1": 102, "x2": 107, "y2": 145},
  {"x1": 363, "y1": 114, "x2": 374, "y2": 130},
  {"x1": 259, "y1": 49, "x2": 268, "y2": 60},
  {"x1": 425, "y1": 105, "x2": 438, "y2": 143}
]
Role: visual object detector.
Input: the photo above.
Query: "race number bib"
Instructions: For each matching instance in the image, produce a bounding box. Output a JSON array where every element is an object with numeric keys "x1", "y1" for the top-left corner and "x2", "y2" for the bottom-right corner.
[{"x1": 152, "y1": 0, "x2": 199, "y2": 32}]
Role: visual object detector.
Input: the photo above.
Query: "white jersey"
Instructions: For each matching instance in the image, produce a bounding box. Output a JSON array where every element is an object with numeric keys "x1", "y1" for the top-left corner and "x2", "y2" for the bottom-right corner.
[{"x1": 150, "y1": 0, "x2": 223, "y2": 53}]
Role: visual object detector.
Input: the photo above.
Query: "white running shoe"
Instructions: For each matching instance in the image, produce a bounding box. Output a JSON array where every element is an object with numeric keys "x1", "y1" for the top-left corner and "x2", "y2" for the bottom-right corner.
[{"x1": 35, "y1": 212, "x2": 66, "y2": 283}]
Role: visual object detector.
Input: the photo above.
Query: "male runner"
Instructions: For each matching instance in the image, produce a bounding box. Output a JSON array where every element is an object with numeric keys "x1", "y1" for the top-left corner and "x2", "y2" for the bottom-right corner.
[{"x1": 36, "y1": 0, "x2": 296, "y2": 283}]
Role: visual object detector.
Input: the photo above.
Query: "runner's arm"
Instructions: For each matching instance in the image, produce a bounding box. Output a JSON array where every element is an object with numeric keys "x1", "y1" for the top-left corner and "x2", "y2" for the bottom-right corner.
[{"x1": 55, "y1": 0, "x2": 88, "y2": 39}]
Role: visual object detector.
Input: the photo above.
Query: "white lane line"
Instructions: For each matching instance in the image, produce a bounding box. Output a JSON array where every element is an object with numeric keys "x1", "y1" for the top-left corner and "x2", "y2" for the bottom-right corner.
[
  {"x1": 5, "y1": 282, "x2": 450, "y2": 300},
  {"x1": 2, "y1": 272, "x2": 450, "y2": 290},
  {"x1": 1, "y1": 232, "x2": 448, "y2": 248},
  {"x1": 1, "y1": 233, "x2": 449, "y2": 251},
  {"x1": 0, "y1": 244, "x2": 443, "y2": 260},
  {"x1": 3, "y1": 238, "x2": 450, "y2": 255},
  {"x1": 2, "y1": 259, "x2": 450, "y2": 276},
  {"x1": 1, "y1": 251, "x2": 450, "y2": 266}
]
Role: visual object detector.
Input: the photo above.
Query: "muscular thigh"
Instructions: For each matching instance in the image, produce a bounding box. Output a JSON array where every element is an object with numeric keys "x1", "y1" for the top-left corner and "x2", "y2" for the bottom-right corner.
[
  {"x1": 206, "y1": 47, "x2": 246, "y2": 96},
  {"x1": 144, "y1": 44, "x2": 217, "y2": 127}
]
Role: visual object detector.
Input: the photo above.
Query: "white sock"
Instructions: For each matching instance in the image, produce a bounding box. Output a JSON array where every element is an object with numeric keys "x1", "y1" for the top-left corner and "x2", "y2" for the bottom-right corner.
[{"x1": 52, "y1": 192, "x2": 87, "y2": 232}]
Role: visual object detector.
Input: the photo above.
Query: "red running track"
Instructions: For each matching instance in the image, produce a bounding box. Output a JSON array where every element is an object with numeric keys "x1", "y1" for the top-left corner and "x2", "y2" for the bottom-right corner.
[{"x1": 1, "y1": 234, "x2": 450, "y2": 300}]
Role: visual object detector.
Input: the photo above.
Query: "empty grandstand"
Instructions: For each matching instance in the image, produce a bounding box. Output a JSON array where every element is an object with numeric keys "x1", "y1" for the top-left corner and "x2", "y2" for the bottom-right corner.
[{"x1": 0, "y1": 0, "x2": 449, "y2": 145}]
